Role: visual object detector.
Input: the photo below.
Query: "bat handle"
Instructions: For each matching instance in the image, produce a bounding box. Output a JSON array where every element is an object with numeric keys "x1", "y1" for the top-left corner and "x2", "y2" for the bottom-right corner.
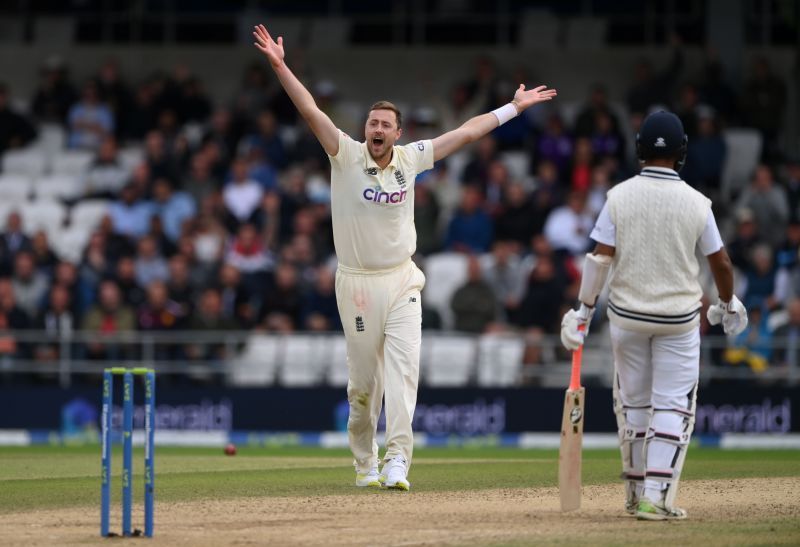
[{"x1": 568, "y1": 325, "x2": 584, "y2": 391}]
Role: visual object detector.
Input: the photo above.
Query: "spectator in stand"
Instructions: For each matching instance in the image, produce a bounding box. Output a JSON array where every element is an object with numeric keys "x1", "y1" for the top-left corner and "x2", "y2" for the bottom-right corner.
[
  {"x1": 0, "y1": 83, "x2": 36, "y2": 155},
  {"x1": 590, "y1": 111, "x2": 625, "y2": 164},
  {"x1": 115, "y1": 256, "x2": 146, "y2": 309},
  {"x1": 243, "y1": 109, "x2": 287, "y2": 169},
  {"x1": 698, "y1": 49, "x2": 739, "y2": 125},
  {"x1": 31, "y1": 57, "x2": 78, "y2": 124},
  {"x1": 774, "y1": 222, "x2": 800, "y2": 302},
  {"x1": 258, "y1": 262, "x2": 302, "y2": 332},
  {"x1": 625, "y1": 35, "x2": 684, "y2": 115},
  {"x1": 302, "y1": 267, "x2": 341, "y2": 332},
  {"x1": 81, "y1": 280, "x2": 135, "y2": 361},
  {"x1": 450, "y1": 255, "x2": 498, "y2": 334},
  {"x1": 735, "y1": 165, "x2": 789, "y2": 246},
  {"x1": 461, "y1": 135, "x2": 498, "y2": 186},
  {"x1": 225, "y1": 223, "x2": 274, "y2": 294},
  {"x1": 533, "y1": 114, "x2": 573, "y2": 176},
  {"x1": 773, "y1": 298, "x2": 800, "y2": 367},
  {"x1": 79, "y1": 231, "x2": 112, "y2": 295},
  {"x1": 568, "y1": 138, "x2": 594, "y2": 192},
  {"x1": 94, "y1": 59, "x2": 132, "y2": 140},
  {"x1": 184, "y1": 152, "x2": 221, "y2": 206},
  {"x1": 543, "y1": 191, "x2": 594, "y2": 256},
  {"x1": 143, "y1": 130, "x2": 179, "y2": 183},
  {"x1": 0, "y1": 278, "x2": 32, "y2": 360},
  {"x1": 67, "y1": 80, "x2": 114, "y2": 150},
  {"x1": 681, "y1": 107, "x2": 726, "y2": 194},
  {"x1": 177, "y1": 77, "x2": 212, "y2": 124},
  {"x1": 85, "y1": 137, "x2": 130, "y2": 199},
  {"x1": 741, "y1": 56, "x2": 787, "y2": 161},
  {"x1": 30, "y1": 231, "x2": 58, "y2": 278},
  {"x1": 202, "y1": 108, "x2": 239, "y2": 167},
  {"x1": 138, "y1": 280, "x2": 182, "y2": 331},
  {"x1": 529, "y1": 160, "x2": 565, "y2": 234},
  {"x1": 192, "y1": 209, "x2": 227, "y2": 271},
  {"x1": 184, "y1": 287, "x2": 240, "y2": 364},
  {"x1": 494, "y1": 182, "x2": 538, "y2": 252},
  {"x1": 11, "y1": 251, "x2": 48, "y2": 320},
  {"x1": 444, "y1": 185, "x2": 493, "y2": 253},
  {"x1": 723, "y1": 307, "x2": 772, "y2": 373},
  {"x1": 223, "y1": 157, "x2": 264, "y2": 229},
  {"x1": 483, "y1": 160, "x2": 511, "y2": 215},
  {"x1": 480, "y1": 241, "x2": 527, "y2": 323},
  {"x1": 133, "y1": 235, "x2": 168, "y2": 287},
  {"x1": 741, "y1": 244, "x2": 779, "y2": 312},
  {"x1": 413, "y1": 183, "x2": 441, "y2": 256},
  {"x1": 0, "y1": 212, "x2": 31, "y2": 276},
  {"x1": 33, "y1": 285, "x2": 76, "y2": 363},
  {"x1": 53, "y1": 261, "x2": 90, "y2": 320},
  {"x1": 124, "y1": 80, "x2": 159, "y2": 141},
  {"x1": 166, "y1": 254, "x2": 195, "y2": 320},
  {"x1": 727, "y1": 208, "x2": 762, "y2": 271},
  {"x1": 109, "y1": 184, "x2": 155, "y2": 240},
  {"x1": 233, "y1": 63, "x2": 270, "y2": 124},
  {"x1": 574, "y1": 84, "x2": 621, "y2": 137},
  {"x1": 587, "y1": 164, "x2": 611, "y2": 218},
  {"x1": 217, "y1": 264, "x2": 256, "y2": 328},
  {"x1": 152, "y1": 178, "x2": 196, "y2": 243},
  {"x1": 784, "y1": 158, "x2": 800, "y2": 223}
]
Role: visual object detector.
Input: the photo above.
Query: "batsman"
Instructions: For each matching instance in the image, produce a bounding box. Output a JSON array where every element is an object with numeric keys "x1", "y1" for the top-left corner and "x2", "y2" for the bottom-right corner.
[
  {"x1": 560, "y1": 111, "x2": 747, "y2": 520},
  {"x1": 254, "y1": 23, "x2": 556, "y2": 490}
]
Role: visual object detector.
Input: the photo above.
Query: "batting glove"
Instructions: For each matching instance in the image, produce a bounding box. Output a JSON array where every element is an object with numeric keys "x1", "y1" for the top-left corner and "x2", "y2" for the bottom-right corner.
[
  {"x1": 706, "y1": 295, "x2": 748, "y2": 336},
  {"x1": 560, "y1": 303, "x2": 594, "y2": 351}
]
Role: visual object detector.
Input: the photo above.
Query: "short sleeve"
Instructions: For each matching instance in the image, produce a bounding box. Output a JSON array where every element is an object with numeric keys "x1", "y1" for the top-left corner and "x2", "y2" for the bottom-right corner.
[
  {"x1": 328, "y1": 131, "x2": 361, "y2": 168},
  {"x1": 698, "y1": 209, "x2": 724, "y2": 256},
  {"x1": 589, "y1": 202, "x2": 616, "y2": 247},
  {"x1": 404, "y1": 140, "x2": 434, "y2": 174}
]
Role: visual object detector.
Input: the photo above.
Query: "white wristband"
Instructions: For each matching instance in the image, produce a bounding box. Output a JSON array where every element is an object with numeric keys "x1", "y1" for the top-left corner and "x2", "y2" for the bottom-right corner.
[{"x1": 491, "y1": 103, "x2": 519, "y2": 125}]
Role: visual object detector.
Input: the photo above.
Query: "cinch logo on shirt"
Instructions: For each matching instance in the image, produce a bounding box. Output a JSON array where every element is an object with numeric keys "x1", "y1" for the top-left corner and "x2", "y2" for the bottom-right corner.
[{"x1": 363, "y1": 186, "x2": 408, "y2": 204}]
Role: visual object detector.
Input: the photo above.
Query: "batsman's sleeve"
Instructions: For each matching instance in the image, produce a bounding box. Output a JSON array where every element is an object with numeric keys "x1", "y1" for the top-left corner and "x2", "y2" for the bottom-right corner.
[
  {"x1": 589, "y1": 202, "x2": 615, "y2": 246},
  {"x1": 327, "y1": 131, "x2": 359, "y2": 170},
  {"x1": 698, "y1": 210, "x2": 724, "y2": 256},
  {"x1": 405, "y1": 140, "x2": 434, "y2": 175}
]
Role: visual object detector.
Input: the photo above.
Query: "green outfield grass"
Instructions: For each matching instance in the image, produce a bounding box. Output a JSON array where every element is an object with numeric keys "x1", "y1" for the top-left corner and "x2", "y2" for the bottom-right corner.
[{"x1": 1, "y1": 446, "x2": 798, "y2": 514}]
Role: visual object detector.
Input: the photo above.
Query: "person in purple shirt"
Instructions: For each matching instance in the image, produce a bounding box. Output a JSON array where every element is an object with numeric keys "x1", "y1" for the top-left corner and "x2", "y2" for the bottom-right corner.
[{"x1": 534, "y1": 114, "x2": 573, "y2": 176}]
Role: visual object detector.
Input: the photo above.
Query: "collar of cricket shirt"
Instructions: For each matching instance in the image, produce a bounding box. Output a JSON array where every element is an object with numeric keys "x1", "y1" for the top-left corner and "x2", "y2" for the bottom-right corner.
[
  {"x1": 363, "y1": 142, "x2": 398, "y2": 173},
  {"x1": 640, "y1": 166, "x2": 681, "y2": 181}
]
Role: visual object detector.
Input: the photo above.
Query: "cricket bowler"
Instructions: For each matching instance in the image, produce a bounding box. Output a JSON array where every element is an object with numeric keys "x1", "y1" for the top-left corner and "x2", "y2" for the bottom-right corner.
[
  {"x1": 254, "y1": 23, "x2": 556, "y2": 490},
  {"x1": 560, "y1": 111, "x2": 748, "y2": 519}
]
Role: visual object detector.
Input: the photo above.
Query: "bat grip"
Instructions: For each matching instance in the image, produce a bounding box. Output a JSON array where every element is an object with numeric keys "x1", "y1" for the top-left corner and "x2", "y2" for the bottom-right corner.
[{"x1": 568, "y1": 325, "x2": 584, "y2": 391}]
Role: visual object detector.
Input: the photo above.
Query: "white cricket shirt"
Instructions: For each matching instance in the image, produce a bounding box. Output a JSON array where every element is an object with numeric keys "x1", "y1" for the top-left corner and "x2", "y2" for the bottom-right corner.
[{"x1": 329, "y1": 132, "x2": 433, "y2": 271}]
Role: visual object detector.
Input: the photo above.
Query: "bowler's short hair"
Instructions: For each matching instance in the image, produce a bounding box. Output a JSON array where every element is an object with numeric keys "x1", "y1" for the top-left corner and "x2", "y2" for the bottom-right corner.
[{"x1": 369, "y1": 101, "x2": 402, "y2": 129}]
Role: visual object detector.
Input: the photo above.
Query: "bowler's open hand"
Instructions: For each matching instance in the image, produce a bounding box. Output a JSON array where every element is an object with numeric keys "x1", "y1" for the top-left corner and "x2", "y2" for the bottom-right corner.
[
  {"x1": 253, "y1": 24, "x2": 285, "y2": 68},
  {"x1": 512, "y1": 84, "x2": 558, "y2": 113}
]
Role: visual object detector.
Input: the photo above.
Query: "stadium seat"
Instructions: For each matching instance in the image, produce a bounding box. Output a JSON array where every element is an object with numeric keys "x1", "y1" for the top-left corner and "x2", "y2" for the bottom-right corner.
[
  {"x1": 19, "y1": 200, "x2": 68, "y2": 236},
  {"x1": 118, "y1": 146, "x2": 144, "y2": 172},
  {"x1": 228, "y1": 334, "x2": 281, "y2": 386},
  {"x1": 51, "y1": 150, "x2": 93, "y2": 176},
  {"x1": 34, "y1": 174, "x2": 85, "y2": 201},
  {"x1": 278, "y1": 335, "x2": 327, "y2": 387},
  {"x1": 422, "y1": 253, "x2": 469, "y2": 330},
  {"x1": 0, "y1": 173, "x2": 33, "y2": 201},
  {"x1": 565, "y1": 17, "x2": 607, "y2": 49},
  {"x1": 71, "y1": 199, "x2": 111, "y2": 231},
  {"x1": 49, "y1": 224, "x2": 93, "y2": 263},
  {"x1": 721, "y1": 129, "x2": 762, "y2": 202},
  {"x1": 34, "y1": 123, "x2": 66, "y2": 157},
  {"x1": 2, "y1": 148, "x2": 47, "y2": 178},
  {"x1": 476, "y1": 334, "x2": 525, "y2": 387},
  {"x1": 326, "y1": 335, "x2": 350, "y2": 387},
  {"x1": 499, "y1": 151, "x2": 531, "y2": 184},
  {"x1": 422, "y1": 334, "x2": 477, "y2": 387}
]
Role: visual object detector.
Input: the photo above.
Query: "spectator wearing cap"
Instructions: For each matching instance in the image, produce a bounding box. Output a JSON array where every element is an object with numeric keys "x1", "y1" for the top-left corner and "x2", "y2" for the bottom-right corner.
[
  {"x1": 67, "y1": 80, "x2": 114, "y2": 150},
  {"x1": 0, "y1": 83, "x2": 36, "y2": 155},
  {"x1": 735, "y1": 165, "x2": 789, "y2": 246}
]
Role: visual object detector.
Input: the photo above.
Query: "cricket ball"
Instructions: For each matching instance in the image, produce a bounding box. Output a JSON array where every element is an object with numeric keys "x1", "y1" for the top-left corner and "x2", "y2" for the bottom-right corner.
[{"x1": 224, "y1": 443, "x2": 237, "y2": 456}]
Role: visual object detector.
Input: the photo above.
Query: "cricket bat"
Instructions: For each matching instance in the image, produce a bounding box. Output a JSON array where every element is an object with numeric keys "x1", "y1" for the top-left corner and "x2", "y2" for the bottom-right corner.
[{"x1": 558, "y1": 328, "x2": 585, "y2": 512}]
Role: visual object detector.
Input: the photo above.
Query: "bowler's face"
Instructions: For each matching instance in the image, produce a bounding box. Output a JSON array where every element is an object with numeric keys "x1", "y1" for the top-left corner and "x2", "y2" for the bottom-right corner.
[{"x1": 365, "y1": 109, "x2": 401, "y2": 163}]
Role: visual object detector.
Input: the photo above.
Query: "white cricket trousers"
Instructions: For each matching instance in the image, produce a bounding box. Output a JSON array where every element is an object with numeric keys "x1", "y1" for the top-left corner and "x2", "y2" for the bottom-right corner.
[
  {"x1": 335, "y1": 259, "x2": 425, "y2": 474},
  {"x1": 610, "y1": 324, "x2": 699, "y2": 502}
]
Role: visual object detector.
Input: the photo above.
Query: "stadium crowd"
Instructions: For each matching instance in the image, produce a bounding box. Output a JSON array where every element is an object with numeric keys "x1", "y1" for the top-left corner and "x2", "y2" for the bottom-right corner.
[{"x1": 0, "y1": 43, "x2": 797, "y2": 375}]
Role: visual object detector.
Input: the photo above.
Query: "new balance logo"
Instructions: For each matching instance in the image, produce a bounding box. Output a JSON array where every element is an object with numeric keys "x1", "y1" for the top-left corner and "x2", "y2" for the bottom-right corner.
[
  {"x1": 408, "y1": 297, "x2": 417, "y2": 303},
  {"x1": 364, "y1": 167, "x2": 378, "y2": 176},
  {"x1": 355, "y1": 316, "x2": 365, "y2": 332},
  {"x1": 654, "y1": 137, "x2": 666, "y2": 147}
]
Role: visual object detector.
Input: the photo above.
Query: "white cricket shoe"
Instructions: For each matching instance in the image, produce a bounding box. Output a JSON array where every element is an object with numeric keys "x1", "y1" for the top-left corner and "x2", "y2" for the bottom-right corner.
[
  {"x1": 382, "y1": 456, "x2": 410, "y2": 491},
  {"x1": 355, "y1": 466, "x2": 382, "y2": 488}
]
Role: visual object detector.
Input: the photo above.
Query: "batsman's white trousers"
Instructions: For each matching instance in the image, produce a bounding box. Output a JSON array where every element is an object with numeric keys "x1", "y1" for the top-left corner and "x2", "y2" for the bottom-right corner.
[{"x1": 335, "y1": 259, "x2": 425, "y2": 474}]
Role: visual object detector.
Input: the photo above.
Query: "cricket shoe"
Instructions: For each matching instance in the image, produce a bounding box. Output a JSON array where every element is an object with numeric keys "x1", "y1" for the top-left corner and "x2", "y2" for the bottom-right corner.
[
  {"x1": 625, "y1": 499, "x2": 638, "y2": 516},
  {"x1": 382, "y1": 456, "x2": 410, "y2": 491},
  {"x1": 355, "y1": 467, "x2": 382, "y2": 488},
  {"x1": 636, "y1": 499, "x2": 687, "y2": 521}
]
